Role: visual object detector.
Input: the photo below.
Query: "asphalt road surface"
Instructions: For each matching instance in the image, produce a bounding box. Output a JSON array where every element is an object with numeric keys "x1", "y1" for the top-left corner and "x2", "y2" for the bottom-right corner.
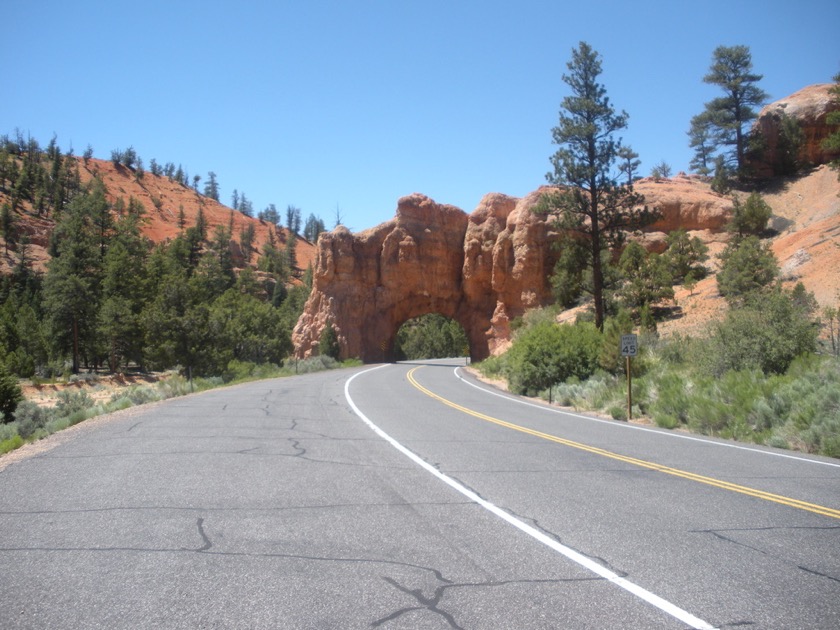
[{"x1": 1, "y1": 359, "x2": 838, "y2": 629}]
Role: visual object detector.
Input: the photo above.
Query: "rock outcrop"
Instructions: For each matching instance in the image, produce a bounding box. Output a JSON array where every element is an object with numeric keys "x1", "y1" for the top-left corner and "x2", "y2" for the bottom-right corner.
[
  {"x1": 748, "y1": 83, "x2": 840, "y2": 178},
  {"x1": 292, "y1": 180, "x2": 733, "y2": 361},
  {"x1": 291, "y1": 191, "x2": 560, "y2": 361}
]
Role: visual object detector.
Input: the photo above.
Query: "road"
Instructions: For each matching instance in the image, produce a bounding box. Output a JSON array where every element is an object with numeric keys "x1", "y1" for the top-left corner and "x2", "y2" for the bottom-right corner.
[{"x1": 1, "y1": 359, "x2": 838, "y2": 628}]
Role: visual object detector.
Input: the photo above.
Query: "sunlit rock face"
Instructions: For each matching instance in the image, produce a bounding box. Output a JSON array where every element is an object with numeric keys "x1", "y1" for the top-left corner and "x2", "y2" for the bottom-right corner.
[
  {"x1": 747, "y1": 83, "x2": 840, "y2": 178},
  {"x1": 292, "y1": 180, "x2": 733, "y2": 361}
]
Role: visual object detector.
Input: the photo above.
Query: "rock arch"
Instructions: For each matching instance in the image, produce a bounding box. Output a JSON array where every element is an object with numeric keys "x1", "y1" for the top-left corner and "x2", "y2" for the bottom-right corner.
[
  {"x1": 291, "y1": 190, "x2": 562, "y2": 362},
  {"x1": 291, "y1": 179, "x2": 735, "y2": 363}
]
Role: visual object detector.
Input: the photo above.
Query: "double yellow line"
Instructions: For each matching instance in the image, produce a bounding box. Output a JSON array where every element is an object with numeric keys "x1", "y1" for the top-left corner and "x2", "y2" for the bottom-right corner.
[{"x1": 407, "y1": 367, "x2": 840, "y2": 521}]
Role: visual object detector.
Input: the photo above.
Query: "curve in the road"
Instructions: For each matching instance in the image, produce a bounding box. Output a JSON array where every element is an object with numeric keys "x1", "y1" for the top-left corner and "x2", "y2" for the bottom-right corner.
[
  {"x1": 345, "y1": 365, "x2": 717, "y2": 630},
  {"x1": 406, "y1": 367, "x2": 840, "y2": 521}
]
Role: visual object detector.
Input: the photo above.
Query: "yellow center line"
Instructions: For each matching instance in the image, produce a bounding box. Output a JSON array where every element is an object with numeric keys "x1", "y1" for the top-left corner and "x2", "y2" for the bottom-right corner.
[{"x1": 407, "y1": 367, "x2": 840, "y2": 521}]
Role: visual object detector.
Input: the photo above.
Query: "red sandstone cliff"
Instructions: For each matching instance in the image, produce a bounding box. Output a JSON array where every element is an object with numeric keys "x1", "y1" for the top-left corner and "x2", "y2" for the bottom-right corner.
[
  {"x1": 291, "y1": 180, "x2": 736, "y2": 360},
  {"x1": 747, "y1": 83, "x2": 840, "y2": 178}
]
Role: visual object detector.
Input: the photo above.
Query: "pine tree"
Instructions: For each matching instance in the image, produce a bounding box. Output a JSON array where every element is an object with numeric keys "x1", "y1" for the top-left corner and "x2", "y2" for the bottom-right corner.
[
  {"x1": 203, "y1": 171, "x2": 220, "y2": 201},
  {"x1": 699, "y1": 45, "x2": 768, "y2": 174},
  {"x1": 0, "y1": 365, "x2": 23, "y2": 422},
  {"x1": 98, "y1": 211, "x2": 150, "y2": 370},
  {"x1": 539, "y1": 42, "x2": 658, "y2": 330},
  {"x1": 728, "y1": 192, "x2": 772, "y2": 238},
  {"x1": 1, "y1": 202, "x2": 15, "y2": 254},
  {"x1": 687, "y1": 111, "x2": 717, "y2": 176},
  {"x1": 240, "y1": 223, "x2": 256, "y2": 263},
  {"x1": 303, "y1": 213, "x2": 326, "y2": 242},
  {"x1": 616, "y1": 147, "x2": 641, "y2": 186},
  {"x1": 42, "y1": 182, "x2": 108, "y2": 372},
  {"x1": 822, "y1": 72, "x2": 840, "y2": 176}
]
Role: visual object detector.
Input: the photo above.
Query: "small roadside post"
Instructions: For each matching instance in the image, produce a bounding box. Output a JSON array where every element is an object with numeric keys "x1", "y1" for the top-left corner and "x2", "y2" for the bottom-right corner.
[{"x1": 620, "y1": 334, "x2": 638, "y2": 421}]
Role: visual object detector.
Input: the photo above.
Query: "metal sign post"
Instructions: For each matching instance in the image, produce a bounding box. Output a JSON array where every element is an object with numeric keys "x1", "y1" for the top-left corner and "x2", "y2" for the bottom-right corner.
[{"x1": 620, "y1": 334, "x2": 638, "y2": 421}]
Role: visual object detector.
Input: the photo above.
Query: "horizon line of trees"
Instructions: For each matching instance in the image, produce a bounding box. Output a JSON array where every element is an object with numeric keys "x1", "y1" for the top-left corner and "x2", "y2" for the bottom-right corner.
[
  {"x1": 0, "y1": 169, "x2": 315, "y2": 387},
  {"x1": 2, "y1": 131, "x2": 328, "y2": 244}
]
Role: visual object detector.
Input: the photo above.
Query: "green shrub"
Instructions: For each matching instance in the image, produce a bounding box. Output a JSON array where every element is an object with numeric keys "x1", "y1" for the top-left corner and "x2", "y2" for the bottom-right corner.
[
  {"x1": 13, "y1": 401, "x2": 55, "y2": 439},
  {"x1": 0, "y1": 366, "x2": 23, "y2": 423},
  {"x1": 728, "y1": 192, "x2": 772, "y2": 237},
  {"x1": 319, "y1": 324, "x2": 341, "y2": 360},
  {"x1": 716, "y1": 236, "x2": 779, "y2": 303},
  {"x1": 609, "y1": 405, "x2": 626, "y2": 420},
  {"x1": 549, "y1": 371, "x2": 620, "y2": 410},
  {"x1": 705, "y1": 287, "x2": 818, "y2": 375},
  {"x1": 651, "y1": 372, "x2": 691, "y2": 429},
  {"x1": 294, "y1": 355, "x2": 339, "y2": 374},
  {"x1": 1, "y1": 434, "x2": 23, "y2": 454},
  {"x1": 55, "y1": 390, "x2": 94, "y2": 418},
  {"x1": 476, "y1": 354, "x2": 505, "y2": 379},
  {"x1": 504, "y1": 321, "x2": 601, "y2": 396},
  {"x1": 114, "y1": 386, "x2": 160, "y2": 406}
]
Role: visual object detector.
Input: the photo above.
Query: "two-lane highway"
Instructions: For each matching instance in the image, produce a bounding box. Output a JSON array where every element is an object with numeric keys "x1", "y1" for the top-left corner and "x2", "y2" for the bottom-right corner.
[
  {"x1": 349, "y1": 360, "x2": 840, "y2": 629},
  {"x1": 1, "y1": 359, "x2": 838, "y2": 628}
]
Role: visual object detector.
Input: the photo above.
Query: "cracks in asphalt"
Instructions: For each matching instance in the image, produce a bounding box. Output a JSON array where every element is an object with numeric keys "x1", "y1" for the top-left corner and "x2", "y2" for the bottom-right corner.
[
  {"x1": 797, "y1": 564, "x2": 840, "y2": 584},
  {"x1": 371, "y1": 574, "x2": 602, "y2": 629},
  {"x1": 179, "y1": 515, "x2": 603, "y2": 630},
  {"x1": 194, "y1": 517, "x2": 212, "y2": 551},
  {"x1": 10, "y1": 514, "x2": 586, "y2": 629},
  {"x1": 0, "y1": 500, "x2": 473, "y2": 518},
  {"x1": 696, "y1": 525, "x2": 840, "y2": 584}
]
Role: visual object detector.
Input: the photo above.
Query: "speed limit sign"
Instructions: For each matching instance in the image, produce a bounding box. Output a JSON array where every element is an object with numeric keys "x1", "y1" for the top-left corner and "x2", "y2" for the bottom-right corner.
[{"x1": 620, "y1": 334, "x2": 638, "y2": 357}]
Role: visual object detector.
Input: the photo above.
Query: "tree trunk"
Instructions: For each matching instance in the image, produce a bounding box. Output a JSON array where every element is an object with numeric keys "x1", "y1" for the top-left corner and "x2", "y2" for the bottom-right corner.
[{"x1": 72, "y1": 316, "x2": 79, "y2": 374}]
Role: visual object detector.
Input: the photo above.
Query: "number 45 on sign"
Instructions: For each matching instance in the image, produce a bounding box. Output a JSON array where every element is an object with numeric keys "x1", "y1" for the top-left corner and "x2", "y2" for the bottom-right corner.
[{"x1": 620, "y1": 334, "x2": 638, "y2": 357}]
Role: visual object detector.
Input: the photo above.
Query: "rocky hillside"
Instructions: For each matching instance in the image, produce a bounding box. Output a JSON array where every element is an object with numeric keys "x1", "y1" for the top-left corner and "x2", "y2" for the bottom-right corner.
[
  {"x1": 292, "y1": 164, "x2": 839, "y2": 359},
  {"x1": 0, "y1": 156, "x2": 317, "y2": 278},
  {"x1": 655, "y1": 164, "x2": 840, "y2": 338}
]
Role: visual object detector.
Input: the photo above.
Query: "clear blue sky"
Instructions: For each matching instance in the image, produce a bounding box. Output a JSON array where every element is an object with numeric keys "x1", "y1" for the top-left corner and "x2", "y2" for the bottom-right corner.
[{"x1": 3, "y1": 0, "x2": 838, "y2": 231}]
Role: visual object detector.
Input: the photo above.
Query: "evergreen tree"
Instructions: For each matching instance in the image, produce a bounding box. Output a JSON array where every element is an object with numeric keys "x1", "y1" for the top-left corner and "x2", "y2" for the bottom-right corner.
[
  {"x1": 699, "y1": 45, "x2": 768, "y2": 174},
  {"x1": 650, "y1": 160, "x2": 672, "y2": 180},
  {"x1": 98, "y1": 211, "x2": 150, "y2": 370},
  {"x1": 285, "y1": 232, "x2": 298, "y2": 271},
  {"x1": 687, "y1": 111, "x2": 717, "y2": 176},
  {"x1": 239, "y1": 192, "x2": 253, "y2": 216},
  {"x1": 539, "y1": 42, "x2": 658, "y2": 330},
  {"x1": 240, "y1": 223, "x2": 256, "y2": 263},
  {"x1": 42, "y1": 182, "x2": 108, "y2": 372},
  {"x1": 1, "y1": 202, "x2": 15, "y2": 253},
  {"x1": 773, "y1": 111, "x2": 806, "y2": 175},
  {"x1": 710, "y1": 155, "x2": 731, "y2": 194},
  {"x1": 821, "y1": 72, "x2": 840, "y2": 176},
  {"x1": 259, "y1": 203, "x2": 280, "y2": 225},
  {"x1": 203, "y1": 171, "x2": 220, "y2": 201},
  {"x1": 0, "y1": 365, "x2": 23, "y2": 422},
  {"x1": 662, "y1": 229, "x2": 708, "y2": 282},
  {"x1": 728, "y1": 192, "x2": 772, "y2": 237},
  {"x1": 286, "y1": 205, "x2": 302, "y2": 235},
  {"x1": 318, "y1": 323, "x2": 341, "y2": 360},
  {"x1": 616, "y1": 146, "x2": 641, "y2": 186},
  {"x1": 549, "y1": 234, "x2": 589, "y2": 308},
  {"x1": 303, "y1": 213, "x2": 326, "y2": 242},
  {"x1": 717, "y1": 235, "x2": 778, "y2": 303},
  {"x1": 617, "y1": 242, "x2": 674, "y2": 312}
]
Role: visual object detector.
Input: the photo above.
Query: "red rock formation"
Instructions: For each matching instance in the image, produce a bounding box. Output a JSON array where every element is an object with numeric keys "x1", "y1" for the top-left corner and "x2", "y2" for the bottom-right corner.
[
  {"x1": 292, "y1": 179, "x2": 734, "y2": 361},
  {"x1": 748, "y1": 83, "x2": 840, "y2": 178},
  {"x1": 634, "y1": 173, "x2": 734, "y2": 253}
]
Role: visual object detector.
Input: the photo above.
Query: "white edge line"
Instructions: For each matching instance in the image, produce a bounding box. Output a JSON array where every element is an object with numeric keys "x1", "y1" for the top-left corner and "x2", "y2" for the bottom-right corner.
[
  {"x1": 345, "y1": 365, "x2": 716, "y2": 630},
  {"x1": 454, "y1": 367, "x2": 840, "y2": 469}
]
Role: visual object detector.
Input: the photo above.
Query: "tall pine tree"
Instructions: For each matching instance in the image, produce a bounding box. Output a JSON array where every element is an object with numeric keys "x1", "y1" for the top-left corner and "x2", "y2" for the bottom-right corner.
[
  {"x1": 539, "y1": 42, "x2": 658, "y2": 330},
  {"x1": 698, "y1": 45, "x2": 767, "y2": 174}
]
